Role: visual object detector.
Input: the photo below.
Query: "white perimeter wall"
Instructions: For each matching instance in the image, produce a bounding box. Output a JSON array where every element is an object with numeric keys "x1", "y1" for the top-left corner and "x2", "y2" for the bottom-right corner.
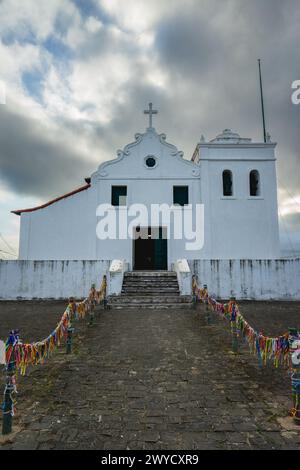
[
  {"x1": 0, "y1": 258, "x2": 299, "y2": 300},
  {"x1": 0, "y1": 260, "x2": 110, "y2": 300},
  {"x1": 190, "y1": 258, "x2": 300, "y2": 300}
]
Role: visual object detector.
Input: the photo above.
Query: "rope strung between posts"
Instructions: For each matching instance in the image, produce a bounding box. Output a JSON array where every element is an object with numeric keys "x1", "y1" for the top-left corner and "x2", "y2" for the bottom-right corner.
[
  {"x1": 1, "y1": 275, "x2": 107, "y2": 434},
  {"x1": 11, "y1": 276, "x2": 106, "y2": 374},
  {"x1": 192, "y1": 276, "x2": 300, "y2": 424},
  {"x1": 192, "y1": 276, "x2": 290, "y2": 367},
  {"x1": 5, "y1": 276, "x2": 107, "y2": 374},
  {"x1": 289, "y1": 331, "x2": 300, "y2": 421}
]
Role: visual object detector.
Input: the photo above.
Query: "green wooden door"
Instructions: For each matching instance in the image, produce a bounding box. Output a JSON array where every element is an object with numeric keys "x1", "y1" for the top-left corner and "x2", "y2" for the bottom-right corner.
[{"x1": 154, "y1": 227, "x2": 167, "y2": 270}]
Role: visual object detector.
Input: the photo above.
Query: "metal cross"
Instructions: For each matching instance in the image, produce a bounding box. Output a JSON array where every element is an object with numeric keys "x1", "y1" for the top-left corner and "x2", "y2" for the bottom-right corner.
[{"x1": 144, "y1": 102, "x2": 158, "y2": 128}]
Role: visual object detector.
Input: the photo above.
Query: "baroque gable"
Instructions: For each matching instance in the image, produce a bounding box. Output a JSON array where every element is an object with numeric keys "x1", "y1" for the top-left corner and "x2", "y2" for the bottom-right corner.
[{"x1": 91, "y1": 127, "x2": 200, "y2": 181}]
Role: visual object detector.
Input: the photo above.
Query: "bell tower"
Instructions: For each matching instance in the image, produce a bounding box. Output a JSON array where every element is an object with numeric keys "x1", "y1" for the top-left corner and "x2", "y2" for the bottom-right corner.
[{"x1": 192, "y1": 129, "x2": 280, "y2": 259}]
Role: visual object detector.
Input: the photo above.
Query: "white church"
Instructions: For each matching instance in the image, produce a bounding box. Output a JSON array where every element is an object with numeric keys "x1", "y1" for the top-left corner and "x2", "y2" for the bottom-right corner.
[
  {"x1": 14, "y1": 104, "x2": 280, "y2": 263},
  {"x1": 0, "y1": 104, "x2": 299, "y2": 301}
]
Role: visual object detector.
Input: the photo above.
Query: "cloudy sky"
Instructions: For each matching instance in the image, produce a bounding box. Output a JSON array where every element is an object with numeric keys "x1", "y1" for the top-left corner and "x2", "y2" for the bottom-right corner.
[{"x1": 0, "y1": 0, "x2": 299, "y2": 258}]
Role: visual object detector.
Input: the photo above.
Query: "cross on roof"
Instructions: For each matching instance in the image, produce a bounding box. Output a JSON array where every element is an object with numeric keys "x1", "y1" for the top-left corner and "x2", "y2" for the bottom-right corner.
[{"x1": 144, "y1": 102, "x2": 158, "y2": 128}]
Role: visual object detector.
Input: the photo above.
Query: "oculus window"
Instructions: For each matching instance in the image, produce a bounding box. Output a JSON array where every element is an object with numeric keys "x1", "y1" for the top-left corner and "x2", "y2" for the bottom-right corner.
[{"x1": 145, "y1": 156, "x2": 157, "y2": 168}]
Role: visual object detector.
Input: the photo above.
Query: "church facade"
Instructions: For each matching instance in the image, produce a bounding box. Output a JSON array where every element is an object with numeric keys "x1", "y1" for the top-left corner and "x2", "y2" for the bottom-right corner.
[
  {"x1": 13, "y1": 107, "x2": 280, "y2": 268},
  {"x1": 3, "y1": 105, "x2": 298, "y2": 301}
]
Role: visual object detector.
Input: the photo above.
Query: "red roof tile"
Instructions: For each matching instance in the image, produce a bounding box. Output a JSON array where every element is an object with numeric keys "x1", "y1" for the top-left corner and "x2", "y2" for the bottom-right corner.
[{"x1": 12, "y1": 183, "x2": 91, "y2": 216}]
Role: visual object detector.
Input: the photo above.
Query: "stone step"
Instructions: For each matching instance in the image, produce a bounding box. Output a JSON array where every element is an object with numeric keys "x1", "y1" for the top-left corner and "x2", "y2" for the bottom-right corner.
[
  {"x1": 109, "y1": 295, "x2": 192, "y2": 304},
  {"x1": 109, "y1": 303, "x2": 193, "y2": 310},
  {"x1": 126, "y1": 277, "x2": 178, "y2": 280},
  {"x1": 124, "y1": 271, "x2": 177, "y2": 278},
  {"x1": 123, "y1": 282, "x2": 179, "y2": 287},
  {"x1": 122, "y1": 286, "x2": 179, "y2": 290},
  {"x1": 124, "y1": 274, "x2": 177, "y2": 281},
  {"x1": 110, "y1": 270, "x2": 189, "y2": 310},
  {"x1": 124, "y1": 275, "x2": 178, "y2": 280},
  {"x1": 122, "y1": 288, "x2": 180, "y2": 294},
  {"x1": 123, "y1": 281, "x2": 179, "y2": 288},
  {"x1": 124, "y1": 279, "x2": 178, "y2": 283},
  {"x1": 123, "y1": 278, "x2": 178, "y2": 284}
]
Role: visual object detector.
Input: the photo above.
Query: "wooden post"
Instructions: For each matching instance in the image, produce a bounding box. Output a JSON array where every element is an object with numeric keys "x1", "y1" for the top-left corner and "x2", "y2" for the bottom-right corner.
[
  {"x1": 88, "y1": 284, "x2": 96, "y2": 325},
  {"x1": 289, "y1": 328, "x2": 300, "y2": 425},
  {"x1": 66, "y1": 299, "x2": 75, "y2": 354},
  {"x1": 89, "y1": 311, "x2": 94, "y2": 325},
  {"x1": 102, "y1": 275, "x2": 108, "y2": 310},
  {"x1": 2, "y1": 331, "x2": 18, "y2": 435},
  {"x1": 230, "y1": 297, "x2": 238, "y2": 354},
  {"x1": 203, "y1": 284, "x2": 211, "y2": 325},
  {"x1": 192, "y1": 275, "x2": 197, "y2": 309},
  {"x1": 89, "y1": 303, "x2": 95, "y2": 326},
  {"x1": 66, "y1": 326, "x2": 75, "y2": 354}
]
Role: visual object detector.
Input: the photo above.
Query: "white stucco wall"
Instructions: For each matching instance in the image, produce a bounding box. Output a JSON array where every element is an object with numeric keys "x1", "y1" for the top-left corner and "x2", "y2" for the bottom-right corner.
[
  {"x1": 19, "y1": 187, "x2": 97, "y2": 260},
  {"x1": 0, "y1": 258, "x2": 299, "y2": 300},
  {"x1": 18, "y1": 128, "x2": 202, "y2": 267},
  {"x1": 16, "y1": 127, "x2": 281, "y2": 264},
  {"x1": 191, "y1": 258, "x2": 300, "y2": 300},
  {"x1": 92, "y1": 128, "x2": 202, "y2": 269},
  {"x1": 0, "y1": 260, "x2": 110, "y2": 299},
  {"x1": 197, "y1": 142, "x2": 280, "y2": 259},
  {"x1": 173, "y1": 259, "x2": 192, "y2": 295},
  {"x1": 109, "y1": 259, "x2": 129, "y2": 295}
]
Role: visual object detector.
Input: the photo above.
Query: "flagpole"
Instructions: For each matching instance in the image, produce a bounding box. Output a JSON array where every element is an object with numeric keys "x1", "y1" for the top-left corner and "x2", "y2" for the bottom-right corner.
[{"x1": 258, "y1": 59, "x2": 267, "y2": 143}]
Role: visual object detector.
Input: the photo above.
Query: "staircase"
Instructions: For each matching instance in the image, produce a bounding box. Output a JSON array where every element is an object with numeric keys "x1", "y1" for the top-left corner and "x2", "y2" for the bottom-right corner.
[{"x1": 108, "y1": 271, "x2": 193, "y2": 309}]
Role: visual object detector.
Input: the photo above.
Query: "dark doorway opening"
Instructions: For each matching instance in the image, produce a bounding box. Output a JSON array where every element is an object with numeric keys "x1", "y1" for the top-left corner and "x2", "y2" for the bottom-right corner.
[{"x1": 133, "y1": 227, "x2": 167, "y2": 270}]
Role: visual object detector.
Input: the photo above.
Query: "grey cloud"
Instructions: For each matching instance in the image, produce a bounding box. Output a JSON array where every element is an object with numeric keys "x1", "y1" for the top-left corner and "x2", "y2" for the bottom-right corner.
[
  {"x1": 153, "y1": 0, "x2": 300, "y2": 256},
  {"x1": 0, "y1": 106, "x2": 95, "y2": 200},
  {"x1": 152, "y1": 0, "x2": 300, "y2": 189},
  {"x1": 0, "y1": 0, "x2": 299, "y2": 241},
  {"x1": 66, "y1": 19, "x2": 139, "y2": 61},
  {"x1": 155, "y1": 12, "x2": 221, "y2": 80},
  {"x1": 279, "y1": 212, "x2": 300, "y2": 233}
]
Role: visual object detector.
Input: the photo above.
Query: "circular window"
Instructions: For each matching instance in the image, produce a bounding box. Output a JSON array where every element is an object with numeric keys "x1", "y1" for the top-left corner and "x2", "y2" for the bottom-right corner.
[{"x1": 145, "y1": 156, "x2": 157, "y2": 168}]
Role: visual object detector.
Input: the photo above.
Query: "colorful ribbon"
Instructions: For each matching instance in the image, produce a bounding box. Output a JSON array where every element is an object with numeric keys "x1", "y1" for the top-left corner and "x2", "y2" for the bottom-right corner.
[
  {"x1": 5, "y1": 276, "x2": 107, "y2": 375},
  {"x1": 192, "y1": 277, "x2": 290, "y2": 367}
]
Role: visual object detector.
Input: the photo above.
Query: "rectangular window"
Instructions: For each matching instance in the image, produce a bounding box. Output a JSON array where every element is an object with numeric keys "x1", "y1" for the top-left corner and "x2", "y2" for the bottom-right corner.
[
  {"x1": 111, "y1": 186, "x2": 127, "y2": 206},
  {"x1": 173, "y1": 186, "x2": 189, "y2": 206}
]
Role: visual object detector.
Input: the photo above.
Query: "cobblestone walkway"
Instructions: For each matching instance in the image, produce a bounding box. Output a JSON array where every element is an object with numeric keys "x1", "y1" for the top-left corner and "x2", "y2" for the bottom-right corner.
[{"x1": 1, "y1": 303, "x2": 300, "y2": 450}]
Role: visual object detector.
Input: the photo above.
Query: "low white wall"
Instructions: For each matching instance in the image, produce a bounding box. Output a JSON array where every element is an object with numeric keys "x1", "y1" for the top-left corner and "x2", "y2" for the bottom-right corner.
[
  {"x1": 0, "y1": 258, "x2": 299, "y2": 300},
  {"x1": 0, "y1": 260, "x2": 110, "y2": 300},
  {"x1": 173, "y1": 259, "x2": 192, "y2": 295},
  {"x1": 108, "y1": 259, "x2": 129, "y2": 296},
  {"x1": 190, "y1": 258, "x2": 300, "y2": 300}
]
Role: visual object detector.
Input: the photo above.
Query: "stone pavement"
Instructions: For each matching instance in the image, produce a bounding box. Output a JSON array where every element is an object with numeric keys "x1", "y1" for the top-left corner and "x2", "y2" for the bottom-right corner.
[{"x1": 0, "y1": 302, "x2": 300, "y2": 450}]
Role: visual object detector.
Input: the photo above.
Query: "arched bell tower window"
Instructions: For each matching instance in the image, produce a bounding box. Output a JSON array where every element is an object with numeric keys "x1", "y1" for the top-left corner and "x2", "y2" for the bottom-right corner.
[
  {"x1": 249, "y1": 170, "x2": 260, "y2": 196},
  {"x1": 222, "y1": 170, "x2": 233, "y2": 196}
]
